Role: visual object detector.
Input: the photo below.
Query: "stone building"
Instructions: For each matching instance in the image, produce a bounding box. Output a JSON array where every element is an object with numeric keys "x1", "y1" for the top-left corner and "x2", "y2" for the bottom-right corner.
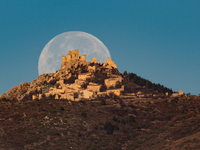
[
  {"x1": 171, "y1": 90, "x2": 184, "y2": 97},
  {"x1": 87, "y1": 83, "x2": 101, "y2": 93},
  {"x1": 61, "y1": 49, "x2": 87, "y2": 71},
  {"x1": 106, "y1": 57, "x2": 117, "y2": 68},
  {"x1": 179, "y1": 90, "x2": 184, "y2": 95},
  {"x1": 104, "y1": 76, "x2": 122, "y2": 89},
  {"x1": 78, "y1": 73, "x2": 92, "y2": 80},
  {"x1": 79, "y1": 90, "x2": 94, "y2": 100},
  {"x1": 88, "y1": 66, "x2": 96, "y2": 72},
  {"x1": 91, "y1": 57, "x2": 97, "y2": 63}
]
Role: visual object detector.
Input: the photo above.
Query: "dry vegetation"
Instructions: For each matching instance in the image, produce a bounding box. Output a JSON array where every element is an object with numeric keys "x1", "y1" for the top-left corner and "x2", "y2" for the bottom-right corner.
[{"x1": 1, "y1": 95, "x2": 200, "y2": 150}]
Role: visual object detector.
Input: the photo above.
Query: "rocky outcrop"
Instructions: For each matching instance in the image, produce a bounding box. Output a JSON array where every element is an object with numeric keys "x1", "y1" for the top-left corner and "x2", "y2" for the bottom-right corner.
[
  {"x1": 0, "y1": 82, "x2": 30, "y2": 101},
  {"x1": 0, "y1": 73, "x2": 55, "y2": 101}
]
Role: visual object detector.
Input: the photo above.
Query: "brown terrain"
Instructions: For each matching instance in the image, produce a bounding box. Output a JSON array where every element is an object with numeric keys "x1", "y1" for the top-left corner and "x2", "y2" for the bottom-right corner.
[{"x1": 1, "y1": 50, "x2": 200, "y2": 150}]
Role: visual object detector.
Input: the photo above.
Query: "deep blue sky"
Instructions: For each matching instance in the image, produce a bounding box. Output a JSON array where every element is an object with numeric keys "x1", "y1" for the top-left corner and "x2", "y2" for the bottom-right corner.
[{"x1": 0, "y1": 0, "x2": 200, "y2": 95}]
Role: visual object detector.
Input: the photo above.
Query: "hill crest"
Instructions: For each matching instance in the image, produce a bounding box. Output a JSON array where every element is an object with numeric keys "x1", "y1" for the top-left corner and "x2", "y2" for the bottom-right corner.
[
  {"x1": 0, "y1": 50, "x2": 122, "y2": 101},
  {"x1": 0, "y1": 49, "x2": 178, "y2": 102}
]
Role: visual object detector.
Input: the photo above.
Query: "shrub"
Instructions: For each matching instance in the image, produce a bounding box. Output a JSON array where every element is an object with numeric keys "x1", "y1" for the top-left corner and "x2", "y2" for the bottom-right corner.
[
  {"x1": 49, "y1": 94, "x2": 56, "y2": 100},
  {"x1": 81, "y1": 112, "x2": 87, "y2": 118},
  {"x1": 121, "y1": 119, "x2": 126, "y2": 125},
  {"x1": 78, "y1": 132, "x2": 82, "y2": 137},
  {"x1": 60, "y1": 107, "x2": 65, "y2": 111},
  {"x1": 129, "y1": 115, "x2": 136, "y2": 123},
  {"x1": 100, "y1": 84, "x2": 107, "y2": 92},
  {"x1": 65, "y1": 76, "x2": 76, "y2": 84},
  {"x1": 81, "y1": 82, "x2": 88, "y2": 89},
  {"x1": 109, "y1": 86, "x2": 115, "y2": 89},
  {"x1": 114, "y1": 125, "x2": 119, "y2": 130},
  {"x1": 2, "y1": 98, "x2": 11, "y2": 102},
  {"x1": 188, "y1": 111, "x2": 196, "y2": 118},
  {"x1": 171, "y1": 97, "x2": 179, "y2": 104},
  {"x1": 115, "y1": 81, "x2": 122, "y2": 88},
  {"x1": 113, "y1": 116, "x2": 118, "y2": 122},
  {"x1": 119, "y1": 99, "x2": 126, "y2": 108},
  {"x1": 74, "y1": 92, "x2": 79, "y2": 99},
  {"x1": 104, "y1": 121, "x2": 115, "y2": 134},
  {"x1": 171, "y1": 114, "x2": 183, "y2": 122},
  {"x1": 101, "y1": 99, "x2": 106, "y2": 105},
  {"x1": 108, "y1": 92, "x2": 115, "y2": 98},
  {"x1": 80, "y1": 64, "x2": 88, "y2": 73},
  {"x1": 79, "y1": 100, "x2": 86, "y2": 104}
]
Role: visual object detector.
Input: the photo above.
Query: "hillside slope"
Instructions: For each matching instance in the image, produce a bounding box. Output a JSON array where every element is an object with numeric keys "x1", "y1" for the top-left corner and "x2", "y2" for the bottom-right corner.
[{"x1": 1, "y1": 95, "x2": 200, "y2": 149}]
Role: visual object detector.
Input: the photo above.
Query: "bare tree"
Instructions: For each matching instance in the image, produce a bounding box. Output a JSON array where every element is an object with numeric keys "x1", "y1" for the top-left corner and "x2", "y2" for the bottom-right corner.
[{"x1": 186, "y1": 93, "x2": 191, "y2": 97}]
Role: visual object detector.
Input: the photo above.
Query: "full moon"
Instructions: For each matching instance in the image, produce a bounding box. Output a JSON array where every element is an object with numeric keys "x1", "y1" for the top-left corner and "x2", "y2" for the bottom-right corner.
[{"x1": 38, "y1": 31, "x2": 111, "y2": 75}]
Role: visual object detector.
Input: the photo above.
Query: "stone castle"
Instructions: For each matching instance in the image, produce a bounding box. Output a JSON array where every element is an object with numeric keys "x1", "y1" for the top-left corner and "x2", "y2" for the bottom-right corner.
[{"x1": 61, "y1": 49, "x2": 117, "y2": 71}]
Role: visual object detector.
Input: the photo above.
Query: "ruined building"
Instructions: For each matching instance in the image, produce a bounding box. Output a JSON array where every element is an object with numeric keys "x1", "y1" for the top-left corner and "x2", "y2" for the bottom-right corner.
[{"x1": 33, "y1": 49, "x2": 122, "y2": 101}]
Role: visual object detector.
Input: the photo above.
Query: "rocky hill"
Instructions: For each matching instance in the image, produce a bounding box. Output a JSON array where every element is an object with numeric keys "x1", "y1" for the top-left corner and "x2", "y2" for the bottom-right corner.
[
  {"x1": 0, "y1": 50, "x2": 176, "y2": 102},
  {"x1": 1, "y1": 50, "x2": 200, "y2": 149}
]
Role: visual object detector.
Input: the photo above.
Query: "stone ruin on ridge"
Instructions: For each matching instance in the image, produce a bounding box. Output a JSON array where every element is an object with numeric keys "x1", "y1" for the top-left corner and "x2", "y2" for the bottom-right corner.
[
  {"x1": 0, "y1": 49, "x2": 124, "y2": 101},
  {"x1": 0, "y1": 49, "x2": 185, "y2": 101},
  {"x1": 36, "y1": 49, "x2": 123, "y2": 101}
]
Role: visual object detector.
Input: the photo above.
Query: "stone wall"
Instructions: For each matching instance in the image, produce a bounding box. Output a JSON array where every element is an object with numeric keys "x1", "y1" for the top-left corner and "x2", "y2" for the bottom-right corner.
[
  {"x1": 171, "y1": 93, "x2": 180, "y2": 97},
  {"x1": 106, "y1": 57, "x2": 117, "y2": 68},
  {"x1": 87, "y1": 83, "x2": 101, "y2": 93},
  {"x1": 61, "y1": 56, "x2": 67, "y2": 70},
  {"x1": 60, "y1": 49, "x2": 86, "y2": 71},
  {"x1": 67, "y1": 49, "x2": 79, "y2": 61},
  {"x1": 91, "y1": 57, "x2": 97, "y2": 63},
  {"x1": 106, "y1": 89, "x2": 121, "y2": 96},
  {"x1": 78, "y1": 73, "x2": 92, "y2": 80},
  {"x1": 104, "y1": 77, "x2": 122, "y2": 89},
  {"x1": 171, "y1": 90, "x2": 184, "y2": 97},
  {"x1": 79, "y1": 90, "x2": 94, "y2": 99},
  {"x1": 179, "y1": 90, "x2": 184, "y2": 95},
  {"x1": 88, "y1": 66, "x2": 96, "y2": 72},
  {"x1": 80, "y1": 55, "x2": 86, "y2": 61}
]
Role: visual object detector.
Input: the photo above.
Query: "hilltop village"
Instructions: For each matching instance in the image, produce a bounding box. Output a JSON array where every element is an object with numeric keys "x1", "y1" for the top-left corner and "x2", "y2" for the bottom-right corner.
[
  {"x1": 33, "y1": 50, "x2": 124, "y2": 101},
  {"x1": 0, "y1": 50, "x2": 124, "y2": 101},
  {"x1": 0, "y1": 49, "x2": 184, "y2": 101}
]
